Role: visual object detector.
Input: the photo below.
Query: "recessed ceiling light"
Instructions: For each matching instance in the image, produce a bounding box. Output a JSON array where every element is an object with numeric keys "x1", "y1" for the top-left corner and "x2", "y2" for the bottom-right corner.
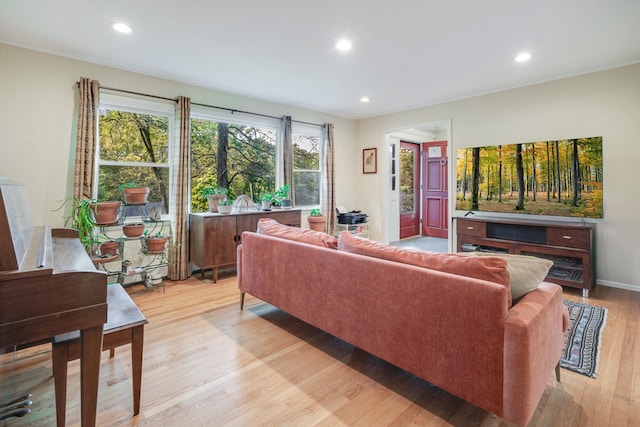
[
  {"x1": 336, "y1": 39, "x2": 352, "y2": 51},
  {"x1": 113, "y1": 22, "x2": 132, "y2": 34},
  {"x1": 515, "y1": 52, "x2": 532, "y2": 62},
  {"x1": 360, "y1": 96, "x2": 371, "y2": 103}
]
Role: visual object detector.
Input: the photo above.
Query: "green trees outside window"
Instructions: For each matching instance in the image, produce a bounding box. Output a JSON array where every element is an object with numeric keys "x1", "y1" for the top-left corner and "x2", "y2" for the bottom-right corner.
[{"x1": 190, "y1": 119, "x2": 276, "y2": 212}]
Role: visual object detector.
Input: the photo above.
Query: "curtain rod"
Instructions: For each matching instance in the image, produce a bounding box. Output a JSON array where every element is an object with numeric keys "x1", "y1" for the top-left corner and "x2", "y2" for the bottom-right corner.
[
  {"x1": 99, "y1": 85, "x2": 322, "y2": 127},
  {"x1": 100, "y1": 86, "x2": 176, "y2": 102},
  {"x1": 191, "y1": 101, "x2": 321, "y2": 127}
]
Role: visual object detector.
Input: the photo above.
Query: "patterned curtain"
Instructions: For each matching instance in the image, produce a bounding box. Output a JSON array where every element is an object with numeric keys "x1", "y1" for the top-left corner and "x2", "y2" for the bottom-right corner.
[
  {"x1": 169, "y1": 96, "x2": 191, "y2": 280},
  {"x1": 74, "y1": 77, "x2": 100, "y2": 199},
  {"x1": 282, "y1": 115, "x2": 293, "y2": 191},
  {"x1": 321, "y1": 123, "x2": 336, "y2": 235}
]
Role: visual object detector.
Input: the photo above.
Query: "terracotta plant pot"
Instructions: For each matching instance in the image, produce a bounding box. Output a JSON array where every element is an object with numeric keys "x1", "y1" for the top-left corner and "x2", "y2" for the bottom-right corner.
[
  {"x1": 307, "y1": 215, "x2": 327, "y2": 232},
  {"x1": 99, "y1": 240, "x2": 119, "y2": 256},
  {"x1": 123, "y1": 222, "x2": 145, "y2": 238},
  {"x1": 145, "y1": 236, "x2": 168, "y2": 253},
  {"x1": 90, "y1": 201, "x2": 122, "y2": 225},
  {"x1": 123, "y1": 187, "x2": 150, "y2": 205},
  {"x1": 207, "y1": 194, "x2": 227, "y2": 213}
]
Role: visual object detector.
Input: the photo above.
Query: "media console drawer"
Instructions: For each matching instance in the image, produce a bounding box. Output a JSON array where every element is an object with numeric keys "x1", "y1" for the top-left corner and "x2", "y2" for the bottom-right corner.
[
  {"x1": 547, "y1": 227, "x2": 591, "y2": 249},
  {"x1": 456, "y1": 219, "x2": 486, "y2": 238},
  {"x1": 455, "y1": 217, "x2": 595, "y2": 297}
]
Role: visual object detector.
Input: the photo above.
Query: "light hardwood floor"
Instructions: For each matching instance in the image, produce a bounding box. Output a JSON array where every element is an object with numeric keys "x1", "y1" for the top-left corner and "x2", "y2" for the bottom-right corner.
[{"x1": 2, "y1": 275, "x2": 639, "y2": 426}]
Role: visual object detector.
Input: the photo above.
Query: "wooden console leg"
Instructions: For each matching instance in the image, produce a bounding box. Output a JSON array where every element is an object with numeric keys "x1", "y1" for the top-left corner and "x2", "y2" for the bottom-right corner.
[
  {"x1": 555, "y1": 362, "x2": 561, "y2": 381},
  {"x1": 131, "y1": 325, "x2": 144, "y2": 415}
]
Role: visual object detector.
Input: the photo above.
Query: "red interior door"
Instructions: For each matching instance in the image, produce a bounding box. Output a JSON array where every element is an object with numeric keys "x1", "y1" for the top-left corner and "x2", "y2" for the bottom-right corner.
[
  {"x1": 399, "y1": 142, "x2": 420, "y2": 239},
  {"x1": 421, "y1": 141, "x2": 448, "y2": 238}
]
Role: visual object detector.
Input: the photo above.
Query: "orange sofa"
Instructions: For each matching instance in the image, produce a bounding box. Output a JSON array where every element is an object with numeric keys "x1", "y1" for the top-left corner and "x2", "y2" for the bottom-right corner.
[{"x1": 237, "y1": 231, "x2": 567, "y2": 426}]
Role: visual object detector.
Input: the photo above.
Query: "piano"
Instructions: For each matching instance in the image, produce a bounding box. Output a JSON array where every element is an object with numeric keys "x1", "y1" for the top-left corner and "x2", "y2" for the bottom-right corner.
[{"x1": 0, "y1": 177, "x2": 107, "y2": 426}]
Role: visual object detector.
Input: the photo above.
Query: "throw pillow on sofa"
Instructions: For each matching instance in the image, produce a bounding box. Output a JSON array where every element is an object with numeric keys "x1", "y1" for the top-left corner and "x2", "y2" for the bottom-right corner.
[
  {"x1": 462, "y1": 252, "x2": 553, "y2": 300},
  {"x1": 257, "y1": 218, "x2": 338, "y2": 249},
  {"x1": 337, "y1": 231, "x2": 512, "y2": 306}
]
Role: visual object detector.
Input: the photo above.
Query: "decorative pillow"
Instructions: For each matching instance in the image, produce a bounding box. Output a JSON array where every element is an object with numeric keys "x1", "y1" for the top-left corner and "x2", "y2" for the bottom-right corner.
[
  {"x1": 463, "y1": 252, "x2": 553, "y2": 300},
  {"x1": 337, "y1": 231, "x2": 511, "y2": 306},
  {"x1": 257, "y1": 218, "x2": 338, "y2": 249}
]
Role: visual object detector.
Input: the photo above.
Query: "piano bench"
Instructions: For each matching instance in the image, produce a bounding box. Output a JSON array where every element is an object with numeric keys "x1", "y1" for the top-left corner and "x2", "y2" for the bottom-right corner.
[{"x1": 52, "y1": 284, "x2": 147, "y2": 427}]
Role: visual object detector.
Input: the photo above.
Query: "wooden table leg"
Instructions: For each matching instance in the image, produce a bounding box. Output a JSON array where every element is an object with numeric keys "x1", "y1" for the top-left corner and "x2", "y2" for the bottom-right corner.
[
  {"x1": 131, "y1": 325, "x2": 144, "y2": 415},
  {"x1": 80, "y1": 325, "x2": 103, "y2": 427}
]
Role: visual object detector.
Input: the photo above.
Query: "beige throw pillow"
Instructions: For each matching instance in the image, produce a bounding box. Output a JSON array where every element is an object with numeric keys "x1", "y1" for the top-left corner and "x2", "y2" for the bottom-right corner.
[{"x1": 464, "y1": 252, "x2": 553, "y2": 300}]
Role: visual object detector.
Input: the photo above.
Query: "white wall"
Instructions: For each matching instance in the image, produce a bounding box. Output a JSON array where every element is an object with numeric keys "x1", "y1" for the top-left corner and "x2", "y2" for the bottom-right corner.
[
  {"x1": 356, "y1": 64, "x2": 640, "y2": 290},
  {"x1": 2, "y1": 43, "x2": 638, "y2": 290},
  {"x1": 0, "y1": 44, "x2": 357, "y2": 228}
]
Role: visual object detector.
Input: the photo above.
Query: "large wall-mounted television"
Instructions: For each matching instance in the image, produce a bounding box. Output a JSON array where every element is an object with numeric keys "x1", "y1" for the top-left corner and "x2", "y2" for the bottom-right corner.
[{"x1": 456, "y1": 136, "x2": 603, "y2": 219}]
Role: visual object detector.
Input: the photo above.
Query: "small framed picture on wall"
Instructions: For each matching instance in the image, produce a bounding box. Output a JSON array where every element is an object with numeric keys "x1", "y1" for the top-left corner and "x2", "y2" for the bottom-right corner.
[{"x1": 363, "y1": 148, "x2": 377, "y2": 174}]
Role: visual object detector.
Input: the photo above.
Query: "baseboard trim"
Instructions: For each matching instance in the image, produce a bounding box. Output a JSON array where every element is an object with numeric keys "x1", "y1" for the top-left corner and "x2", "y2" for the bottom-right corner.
[{"x1": 597, "y1": 279, "x2": 640, "y2": 292}]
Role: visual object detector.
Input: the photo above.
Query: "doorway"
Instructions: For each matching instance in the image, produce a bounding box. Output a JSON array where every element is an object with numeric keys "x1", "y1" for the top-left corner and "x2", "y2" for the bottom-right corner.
[{"x1": 385, "y1": 120, "x2": 451, "y2": 247}]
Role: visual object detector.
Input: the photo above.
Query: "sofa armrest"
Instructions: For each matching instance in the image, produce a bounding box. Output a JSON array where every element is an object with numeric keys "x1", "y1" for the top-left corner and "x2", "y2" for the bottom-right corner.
[{"x1": 502, "y1": 282, "x2": 566, "y2": 426}]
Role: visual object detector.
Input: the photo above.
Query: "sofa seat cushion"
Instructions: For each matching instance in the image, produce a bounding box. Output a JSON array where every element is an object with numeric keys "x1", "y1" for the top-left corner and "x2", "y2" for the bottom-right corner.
[
  {"x1": 257, "y1": 218, "x2": 338, "y2": 249},
  {"x1": 463, "y1": 252, "x2": 553, "y2": 300},
  {"x1": 337, "y1": 231, "x2": 511, "y2": 306}
]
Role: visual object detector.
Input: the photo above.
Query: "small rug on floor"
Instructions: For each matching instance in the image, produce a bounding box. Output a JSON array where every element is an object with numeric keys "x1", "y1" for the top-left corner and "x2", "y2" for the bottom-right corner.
[{"x1": 561, "y1": 299, "x2": 608, "y2": 378}]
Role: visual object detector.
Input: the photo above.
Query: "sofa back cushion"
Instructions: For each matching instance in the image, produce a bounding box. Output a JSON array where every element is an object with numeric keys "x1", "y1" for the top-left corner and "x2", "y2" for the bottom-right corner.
[
  {"x1": 338, "y1": 231, "x2": 512, "y2": 306},
  {"x1": 257, "y1": 218, "x2": 338, "y2": 249}
]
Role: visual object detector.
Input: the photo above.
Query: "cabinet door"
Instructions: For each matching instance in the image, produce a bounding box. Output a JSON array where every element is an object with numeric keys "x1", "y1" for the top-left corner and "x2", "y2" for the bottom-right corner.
[
  {"x1": 268, "y1": 210, "x2": 301, "y2": 227},
  {"x1": 202, "y1": 215, "x2": 237, "y2": 268},
  {"x1": 236, "y1": 214, "x2": 262, "y2": 245}
]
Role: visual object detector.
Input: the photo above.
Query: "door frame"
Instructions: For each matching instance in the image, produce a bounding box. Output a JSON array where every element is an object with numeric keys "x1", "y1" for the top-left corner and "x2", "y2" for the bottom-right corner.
[{"x1": 384, "y1": 120, "x2": 453, "y2": 251}]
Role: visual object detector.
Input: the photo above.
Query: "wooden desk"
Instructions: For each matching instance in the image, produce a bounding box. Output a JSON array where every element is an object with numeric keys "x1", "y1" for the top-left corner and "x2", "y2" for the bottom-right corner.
[{"x1": 52, "y1": 284, "x2": 147, "y2": 426}]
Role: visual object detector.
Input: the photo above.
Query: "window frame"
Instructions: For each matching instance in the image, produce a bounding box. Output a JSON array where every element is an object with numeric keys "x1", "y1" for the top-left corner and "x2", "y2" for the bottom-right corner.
[
  {"x1": 96, "y1": 93, "x2": 177, "y2": 219},
  {"x1": 292, "y1": 122, "x2": 323, "y2": 209},
  {"x1": 190, "y1": 105, "x2": 282, "y2": 211}
]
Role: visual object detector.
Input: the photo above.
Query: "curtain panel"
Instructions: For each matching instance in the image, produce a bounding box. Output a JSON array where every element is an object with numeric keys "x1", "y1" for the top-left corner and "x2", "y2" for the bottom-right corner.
[
  {"x1": 282, "y1": 115, "x2": 293, "y2": 191},
  {"x1": 169, "y1": 96, "x2": 191, "y2": 281},
  {"x1": 321, "y1": 123, "x2": 336, "y2": 235},
  {"x1": 74, "y1": 78, "x2": 100, "y2": 199}
]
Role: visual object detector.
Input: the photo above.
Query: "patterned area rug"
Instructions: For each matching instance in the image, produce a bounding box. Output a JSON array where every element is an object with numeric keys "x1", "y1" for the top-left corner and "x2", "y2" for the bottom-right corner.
[{"x1": 561, "y1": 300, "x2": 608, "y2": 378}]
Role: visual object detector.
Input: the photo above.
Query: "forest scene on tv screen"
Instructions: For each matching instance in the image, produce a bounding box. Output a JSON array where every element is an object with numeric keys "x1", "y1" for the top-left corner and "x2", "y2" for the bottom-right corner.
[{"x1": 456, "y1": 136, "x2": 603, "y2": 218}]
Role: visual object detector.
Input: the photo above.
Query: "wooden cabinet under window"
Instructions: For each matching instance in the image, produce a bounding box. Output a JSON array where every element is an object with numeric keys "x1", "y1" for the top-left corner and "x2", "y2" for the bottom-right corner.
[
  {"x1": 189, "y1": 209, "x2": 301, "y2": 282},
  {"x1": 455, "y1": 217, "x2": 596, "y2": 297}
]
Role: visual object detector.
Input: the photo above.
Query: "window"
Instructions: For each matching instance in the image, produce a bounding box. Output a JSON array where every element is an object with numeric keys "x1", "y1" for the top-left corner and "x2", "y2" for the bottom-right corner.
[
  {"x1": 292, "y1": 123, "x2": 322, "y2": 208},
  {"x1": 97, "y1": 94, "x2": 175, "y2": 218},
  {"x1": 190, "y1": 107, "x2": 279, "y2": 212}
]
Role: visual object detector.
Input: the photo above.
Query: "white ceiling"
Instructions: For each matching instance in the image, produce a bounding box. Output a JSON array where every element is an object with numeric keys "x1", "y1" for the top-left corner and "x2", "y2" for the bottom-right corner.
[{"x1": 1, "y1": 0, "x2": 639, "y2": 119}]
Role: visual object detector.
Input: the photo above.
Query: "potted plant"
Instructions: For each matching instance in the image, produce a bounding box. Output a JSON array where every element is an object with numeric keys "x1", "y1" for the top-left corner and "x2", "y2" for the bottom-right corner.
[
  {"x1": 307, "y1": 208, "x2": 327, "y2": 232},
  {"x1": 218, "y1": 199, "x2": 234, "y2": 214},
  {"x1": 99, "y1": 239, "x2": 120, "y2": 256},
  {"x1": 260, "y1": 193, "x2": 273, "y2": 211},
  {"x1": 143, "y1": 226, "x2": 168, "y2": 253},
  {"x1": 201, "y1": 186, "x2": 228, "y2": 213},
  {"x1": 53, "y1": 197, "x2": 101, "y2": 253},
  {"x1": 122, "y1": 222, "x2": 145, "y2": 238},
  {"x1": 274, "y1": 184, "x2": 293, "y2": 208},
  {"x1": 90, "y1": 200, "x2": 122, "y2": 225},
  {"x1": 119, "y1": 182, "x2": 150, "y2": 205}
]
